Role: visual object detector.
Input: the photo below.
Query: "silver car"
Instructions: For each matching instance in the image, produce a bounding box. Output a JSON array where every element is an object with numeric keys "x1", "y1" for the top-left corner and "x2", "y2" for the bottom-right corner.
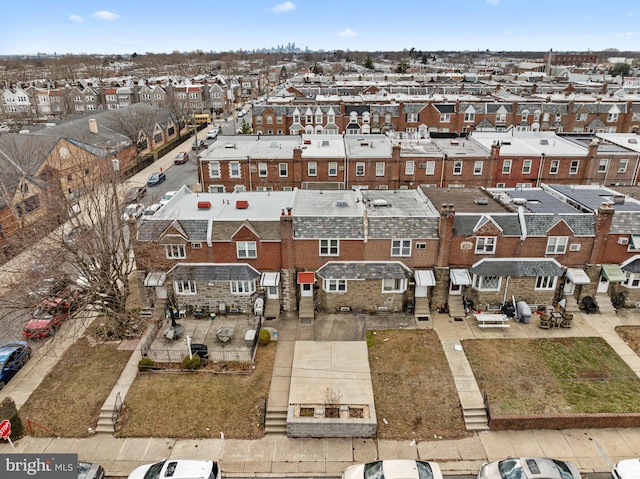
[
  {"x1": 478, "y1": 457, "x2": 581, "y2": 479},
  {"x1": 343, "y1": 460, "x2": 442, "y2": 479}
]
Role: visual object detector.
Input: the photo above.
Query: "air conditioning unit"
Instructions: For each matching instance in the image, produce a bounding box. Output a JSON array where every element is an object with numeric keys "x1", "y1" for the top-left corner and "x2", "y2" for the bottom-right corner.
[
  {"x1": 618, "y1": 237, "x2": 629, "y2": 245},
  {"x1": 377, "y1": 306, "x2": 389, "y2": 312},
  {"x1": 569, "y1": 244, "x2": 581, "y2": 251},
  {"x1": 340, "y1": 306, "x2": 351, "y2": 312}
]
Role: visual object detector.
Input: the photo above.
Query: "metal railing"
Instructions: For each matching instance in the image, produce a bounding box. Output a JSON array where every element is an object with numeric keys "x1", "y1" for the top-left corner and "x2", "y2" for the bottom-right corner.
[{"x1": 112, "y1": 392, "x2": 123, "y2": 426}]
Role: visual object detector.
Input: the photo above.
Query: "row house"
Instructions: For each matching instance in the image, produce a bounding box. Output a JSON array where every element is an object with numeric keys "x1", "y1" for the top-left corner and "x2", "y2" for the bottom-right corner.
[
  {"x1": 169, "y1": 85, "x2": 205, "y2": 113},
  {"x1": 1, "y1": 87, "x2": 32, "y2": 116},
  {"x1": 134, "y1": 184, "x2": 640, "y2": 322},
  {"x1": 102, "y1": 87, "x2": 135, "y2": 110},
  {"x1": 137, "y1": 84, "x2": 167, "y2": 109}
]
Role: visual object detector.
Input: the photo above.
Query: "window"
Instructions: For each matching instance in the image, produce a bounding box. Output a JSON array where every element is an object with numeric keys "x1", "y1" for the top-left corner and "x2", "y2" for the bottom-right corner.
[
  {"x1": 236, "y1": 241, "x2": 257, "y2": 258},
  {"x1": 258, "y1": 163, "x2": 268, "y2": 177},
  {"x1": 279, "y1": 163, "x2": 288, "y2": 177},
  {"x1": 496, "y1": 113, "x2": 506, "y2": 124},
  {"x1": 624, "y1": 272, "x2": 640, "y2": 288},
  {"x1": 174, "y1": 280, "x2": 196, "y2": 295},
  {"x1": 619, "y1": 159, "x2": 628, "y2": 173},
  {"x1": 474, "y1": 161, "x2": 483, "y2": 175},
  {"x1": 549, "y1": 160, "x2": 559, "y2": 174},
  {"x1": 570, "y1": 160, "x2": 579, "y2": 174},
  {"x1": 356, "y1": 162, "x2": 365, "y2": 176},
  {"x1": 191, "y1": 243, "x2": 202, "y2": 249},
  {"x1": 536, "y1": 276, "x2": 556, "y2": 290},
  {"x1": 416, "y1": 242, "x2": 426, "y2": 249},
  {"x1": 277, "y1": 116, "x2": 283, "y2": 124},
  {"x1": 407, "y1": 113, "x2": 417, "y2": 122},
  {"x1": 255, "y1": 117, "x2": 262, "y2": 124},
  {"x1": 546, "y1": 236, "x2": 568, "y2": 254},
  {"x1": 405, "y1": 161, "x2": 415, "y2": 175},
  {"x1": 391, "y1": 239, "x2": 411, "y2": 256},
  {"x1": 598, "y1": 158, "x2": 608, "y2": 173},
  {"x1": 328, "y1": 162, "x2": 338, "y2": 176},
  {"x1": 425, "y1": 161, "x2": 435, "y2": 175},
  {"x1": 453, "y1": 161, "x2": 462, "y2": 175},
  {"x1": 576, "y1": 113, "x2": 587, "y2": 122},
  {"x1": 231, "y1": 280, "x2": 256, "y2": 294},
  {"x1": 320, "y1": 239, "x2": 339, "y2": 256},
  {"x1": 382, "y1": 278, "x2": 407, "y2": 293},
  {"x1": 473, "y1": 275, "x2": 500, "y2": 291},
  {"x1": 502, "y1": 160, "x2": 512, "y2": 174},
  {"x1": 308, "y1": 162, "x2": 317, "y2": 176},
  {"x1": 440, "y1": 113, "x2": 450, "y2": 122},
  {"x1": 209, "y1": 185, "x2": 225, "y2": 193},
  {"x1": 324, "y1": 279, "x2": 347, "y2": 292},
  {"x1": 464, "y1": 111, "x2": 475, "y2": 122},
  {"x1": 607, "y1": 112, "x2": 619, "y2": 122},
  {"x1": 166, "y1": 244, "x2": 186, "y2": 259},
  {"x1": 229, "y1": 162, "x2": 241, "y2": 178},
  {"x1": 266, "y1": 115, "x2": 273, "y2": 124},
  {"x1": 376, "y1": 162, "x2": 385, "y2": 176},
  {"x1": 475, "y1": 237, "x2": 496, "y2": 254}
]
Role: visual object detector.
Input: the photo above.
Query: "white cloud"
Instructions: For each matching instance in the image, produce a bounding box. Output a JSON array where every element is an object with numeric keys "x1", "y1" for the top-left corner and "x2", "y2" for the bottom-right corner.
[
  {"x1": 69, "y1": 14, "x2": 83, "y2": 23},
  {"x1": 91, "y1": 11, "x2": 120, "y2": 21},
  {"x1": 338, "y1": 28, "x2": 357, "y2": 38},
  {"x1": 617, "y1": 31, "x2": 640, "y2": 37},
  {"x1": 268, "y1": 2, "x2": 296, "y2": 13},
  {"x1": 486, "y1": 0, "x2": 500, "y2": 5}
]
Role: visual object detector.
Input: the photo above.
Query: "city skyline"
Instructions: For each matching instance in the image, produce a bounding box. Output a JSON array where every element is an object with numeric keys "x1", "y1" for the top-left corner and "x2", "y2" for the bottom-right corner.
[{"x1": 0, "y1": 0, "x2": 639, "y2": 57}]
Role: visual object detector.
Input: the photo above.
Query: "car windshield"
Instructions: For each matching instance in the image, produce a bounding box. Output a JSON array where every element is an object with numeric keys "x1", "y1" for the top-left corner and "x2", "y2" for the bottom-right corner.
[
  {"x1": 416, "y1": 461, "x2": 435, "y2": 479},
  {"x1": 498, "y1": 459, "x2": 524, "y2": 479},
  {"x1": 143, "y1": 461, "x2": 166, "y2": 479},
  {"x1": 363, "y1": 461, "x2": 384, "y2": 479},
  {"x1": 124, "y1": 206, "x2": 137, "y2": 214},
  {"x1": 551, "y1": 460, "x2": 574, "y2": 479},
  {"x1": 0, "y1": 360, "x2": 5, "y2": 370},
  {"x1": 32, "y1": 307, "x2": 54, "y2": 319}
]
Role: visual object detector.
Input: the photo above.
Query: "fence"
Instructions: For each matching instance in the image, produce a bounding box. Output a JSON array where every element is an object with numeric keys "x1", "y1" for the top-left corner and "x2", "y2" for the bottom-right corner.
[{"x1": 140, "y1": 318, "x2": 164, "y2": 358}]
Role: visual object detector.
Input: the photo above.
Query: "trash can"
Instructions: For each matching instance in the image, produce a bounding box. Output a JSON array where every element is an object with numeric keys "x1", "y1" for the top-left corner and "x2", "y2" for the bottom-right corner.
[
  {"x1": 190, "y1": 343, "x2": 209, "y2": 359},
  {"x1": 244, "y1": 329, "x2": 256, "y2": 347},
  {"x1": 501, "y1": 302, "x2": 516, "y2": 318},
  {"x1": 516, "y1": 301, "x2": 532, "y2": 324}
]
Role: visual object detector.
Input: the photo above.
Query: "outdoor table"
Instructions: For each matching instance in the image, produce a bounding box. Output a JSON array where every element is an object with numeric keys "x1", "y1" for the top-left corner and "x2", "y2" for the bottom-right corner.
[
  {"x1": 551, "y1": 311, "x2": 564, "y2": 327},
  {"x1": 474, "y1": 313, "x2": 510, "y2": 328},
  {"x1": 216, "y1": 325, "x2": 235, "y2": 342}
]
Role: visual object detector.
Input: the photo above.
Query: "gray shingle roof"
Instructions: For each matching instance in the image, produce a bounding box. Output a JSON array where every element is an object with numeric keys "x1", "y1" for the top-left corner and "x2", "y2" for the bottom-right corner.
[
  {"x1": 610, "y1": 212, "x2": 640, "y2": 234},
  {"x1": 622, "y1": 257, "x2": 640, "y2": 274},
  {"x1": 524, "y1": 214, "x2": 595, "y2": 236},
  {"x1": 454, "y1": 214, "x2": 521, "y2": 236},
  {"x1": 470, "y1": 259, "x2": 563, "y2": 277},
  {"x1": 167, "y1": 263, "x2": 260, "y2": 281},
  {"x1": 368, "y1": 217, "x2": 439, "y2": 238},
  {"x1": 316, "y1": 261, "x2": 412, "y2": 280},
  {"x1": 294, "y1": 217, "x2": 364, "y2": 239}
]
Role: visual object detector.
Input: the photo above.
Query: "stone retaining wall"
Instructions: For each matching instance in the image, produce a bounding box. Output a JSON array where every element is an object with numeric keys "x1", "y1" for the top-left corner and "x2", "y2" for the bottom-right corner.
[{"x1": 490, "y1": 412, "x2": 640, "y2": 430}]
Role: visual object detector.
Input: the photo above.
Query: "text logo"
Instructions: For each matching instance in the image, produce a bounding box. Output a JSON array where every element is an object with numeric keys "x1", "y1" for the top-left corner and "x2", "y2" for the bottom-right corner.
[{"x1": 0, "y1": 454, "x2": 77, "y2": 479}]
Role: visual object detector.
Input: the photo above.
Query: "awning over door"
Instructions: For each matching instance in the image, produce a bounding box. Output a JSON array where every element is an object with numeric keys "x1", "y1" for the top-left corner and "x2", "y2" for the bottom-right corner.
[
  {"x1": 450, "y1": 268, "x2": 471, "y2": 285},
  {"x1": 414, "y1": 270, "x2": 436, "y2": 287},
  {"x1": 260, "y1": 272, "x2": 281, "y2": 287},
  {"x1": 144, "y1": 272, "x2": 166, "y2": 287},
  {"x1": 297, "y1": 272, "x2": 316, "y2": 284},
  {"x1": 566, "y1": 268, "x2": 590, "y2": 285},
  {"x1": 601, "y1": 264, "x2": 625, "y2": 283}
]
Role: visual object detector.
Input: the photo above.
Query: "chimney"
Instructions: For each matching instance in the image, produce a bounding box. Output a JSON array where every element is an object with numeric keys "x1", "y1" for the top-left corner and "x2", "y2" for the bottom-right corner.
[
  {"x1": 89, "y1": 118, "x2": 98, "y2": 134},
  {"x1": 588, "y1": 205, "x2": 615, "y2": 264},
  {"x1": 436, "y1": 203, "x2": 455, "y2": 267}
]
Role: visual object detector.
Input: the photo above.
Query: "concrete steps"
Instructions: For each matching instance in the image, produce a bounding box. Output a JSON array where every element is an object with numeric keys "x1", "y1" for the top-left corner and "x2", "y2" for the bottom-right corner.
[
  {"x1": 447, "y1": 295, "x2": 467, "y2": 319},
  {"x1": 298, "y1": 297, "x2": 314, "y2": 324},
  {"x1": 264, "y1": 298, "x2": 280, "y2": 320},
  {"x1": 94, "y1": 410, "x2": 115, "y2": 435},
  {"x1": 596, "y1": 294, "x2": 617, "y2": 314},
  {"x1": 463, "y1": 406, "x2": 489, "y2": 431},
  {"x1": 264, "y1": 405, "x2": 288, "y2": 435}
]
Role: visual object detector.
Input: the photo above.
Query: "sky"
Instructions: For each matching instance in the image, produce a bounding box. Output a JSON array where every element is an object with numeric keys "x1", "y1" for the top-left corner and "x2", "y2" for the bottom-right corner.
[{"x1": 1, "y1": 0, "x2": 639, "y2": 56}]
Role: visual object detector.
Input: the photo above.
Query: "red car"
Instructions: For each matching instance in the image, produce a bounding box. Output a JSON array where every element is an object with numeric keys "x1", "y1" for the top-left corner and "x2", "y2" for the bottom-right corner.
[
  {"x1": 22, "y1": 296, "x2": 74, "y2": 339},
  {"x1": 174, "y1": 152, "x2": 189, "y2": 164}
]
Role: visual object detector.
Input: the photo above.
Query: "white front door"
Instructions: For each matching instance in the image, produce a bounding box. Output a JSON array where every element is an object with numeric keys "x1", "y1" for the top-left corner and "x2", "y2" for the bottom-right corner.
[
  {"x1": 597, "y1": 275, "x2": 609, "y2": 293},
  {"x1": 449, "y1": 282, "x2": 462, "y2": 295},
  {"x1": 564, "y1": 278, "x2": 575, "y2": 295},
  {"x1": 415, "y1": 285, "x2": 428, "y2": 298},
  {"x1": 267, "y1": 285, "x2": 279, "y2": 299},
  {"x1": 301, "y1": 283, "x2": 313, "y2": 297}
]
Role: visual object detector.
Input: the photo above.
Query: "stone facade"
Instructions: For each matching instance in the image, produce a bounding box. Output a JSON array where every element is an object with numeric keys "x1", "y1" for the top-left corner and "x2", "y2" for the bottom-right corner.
[
  {"x1": 286, "y1": 404, "x2": 376, "y2": 438},
  {"x1": 466, "y1": 276, "x2": 557, "y2": 310},
  {"x1": 317, "y1": 279, "x2": 408, "y2": 313},
  {"x1": 281, "y1": 269, "x2": 296, "y2": 312},
  {"x1": 172, "y1": 281, "x2": 258, "y2": 313}
]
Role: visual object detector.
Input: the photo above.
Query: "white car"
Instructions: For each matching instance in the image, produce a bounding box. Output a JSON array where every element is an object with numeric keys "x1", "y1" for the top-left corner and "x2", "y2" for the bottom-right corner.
[
  {"x1": 141, "y1": 203, "x2": 163, "y2": 219},
  {"x1": 613, "y1": 458, "x2": 640, "y2": 479},
  {"x1": 127, "y1": 460, "x2": 220, "y2": 479},
  {"x1": 343, "y1": 460, "x2": 442, "y2": 479},
  {"x1": 477, "y1": 457, "x2": 581, "y2": 479},
  {"x1": 160, "y1": 190, "x2": 178, "y2": 206},
  {"x1": 206, "y1": 128, "x2": 219, "y2": 139},
  {"x1": 122, "y1": 203, "x2": 144, "y2": 222}
]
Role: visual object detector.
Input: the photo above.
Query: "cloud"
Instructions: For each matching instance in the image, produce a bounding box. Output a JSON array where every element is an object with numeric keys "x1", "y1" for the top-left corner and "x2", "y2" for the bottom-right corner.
[
  {"x1": 338, "y1": 28, "x2": 357, "y2": 38},
  {"x1": 268, "y1": 2, "x2": 296, "y2": 13},
  {"x1": 91, "y1": 11, "x2": 120, "y2": 21},
  {"x1": 617, "y1": 31, "x2": 640, "y2": 37},
  {"x1": 68, "y1": 14, "x2": 83, "y2": 23},
  {"x1": 486, "y1": 0, "x2": 500, "y2": 5}
]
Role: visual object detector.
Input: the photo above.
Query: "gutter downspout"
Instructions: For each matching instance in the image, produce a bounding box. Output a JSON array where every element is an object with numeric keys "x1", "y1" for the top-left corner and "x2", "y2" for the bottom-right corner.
[
  {"x1": 632, "y1": 153, "x2": 640, "y2": 186},
  {"x1": 536, "y1": 153, "x2": 545, "y2": 187},
  {"x1": 247, "y1": 156, "x2": 252, "y2": 191},
  {"x1": 344, "y1": 156, "x2": 348, "y2": 190},
  {"x1": 440, "y1": 154, "x2": 446, "y2": 188}
]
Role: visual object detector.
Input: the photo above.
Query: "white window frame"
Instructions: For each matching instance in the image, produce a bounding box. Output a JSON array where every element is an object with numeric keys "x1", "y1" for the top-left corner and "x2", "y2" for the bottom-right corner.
[
  {"x1": 464, "y1": 111, "x2": 475, "y2": 122},
  {"x1": 356, "y1": 162, "x2": 365, "y2": 176},
  {"x1": 502, "y1": 160, "x2": 512, "y2": 174},
  {"x1": 619, "y1": 159, "x2": 628, "y2": 173},
  {"x1": 308, "y1": 162, "x2": 317, "y2": 176},
  {"x1": 475, "y1": 237, "x2": 496, "y2": 254},
  {"x1": 425, "y1": 161, "x2": 435, "y2": 175},
  {"x1": 236, "y1": 241, "x2": 257, "y2": 258},
  {"x1": 474, "y1": 161, "x2": 483, "y2": 175},
  {"x1": 166, "y1": 244, "x2": 186, "y2": 259},
  {"x1": 376, "y1": 162, "x2": 385, "y2": 176},
  {"x1": 279, "y1": 163, "x2": 288, "y2": 177},
  {"x1": 258, "y1": 163, "x2": 268, "y2": 177},
  {"x1": 549, "y1": 160, "x2": 559, "y2": 175},
  {"x1": 623, "y1": 272, "x2": 640, "y2": 288},
  {"x1": 328, "y1": 162, "x2": 338, "y2": 176},
  {"x1": 598, "y1": 158, "x2": 608, "y2": 173},
  {"x1": 324, "y1": 279, "x2": 347, "y2": 292},
  {"x1": 522, "y1": 160, "x2": 532, "y2": 174},
  {"x1": 535, "y1": 275, "x2": 556, "y2": 290},
  {"x1": 473, "y1": 275, "x2": 501, "y2": 291},
  {"x1": 382, "y1": 278, "x2": 407, "y2": 293},
  {"x1": 174, "y1": 280, "x2": 196, "y2": 295},
  {"x1": 453, "y1": 161, "x2": 462, "y2": 175},
  {"x1": 231, "y1": 280, "x2": 256, "y2": 295},
  {"x1": 607, "y1": 112, "x2": 619, "y2": 123},
  {"x1": 391, "y1": 239, "x2": 411, "y2": 257},
  {"x1": 229, "y1": 162, "x2": 241, "y2": 178},
  {"x1": 569, "y1": 160, "x2": 579, "y2": 174},
  {"x1": 208, "y1": 161, "x2": 220, "y2": 178},
  {"x1": 405, "y1": 161, "x2": 415, "y2": 175},
  {"x1": 320, "y1": 239, "x2": 339, "y2": 256},
  {"x1": 440, "y1": 113, "x2": 451, "y2": 122},
  {"x1": 546, "y1": 236, "x2": 568, "y2": 254}
]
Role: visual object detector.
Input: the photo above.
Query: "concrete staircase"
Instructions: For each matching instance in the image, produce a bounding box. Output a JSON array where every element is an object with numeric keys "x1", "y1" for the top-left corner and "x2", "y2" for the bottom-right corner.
[
  {"x1": 94, "y1": 410, "x2": 116, "y2": 435},
  {"x1": 298, "y1": 297, "x2": 314, "y2": 323},
  {"x1": 447, "y1": 295, "x2": 467, "y2": 319},
  {"x1": 596, "y1": 293, "x2": 617, "y2": 314},
  {"x1": 264, "y1": 298, "x2": 280, "y2": 320},
  {"x1": 462, "y1": 405, "x2": 490, "y2": 431},
  {"x1": 264, "y1": 405, "x2": 288, "y2": 434}
]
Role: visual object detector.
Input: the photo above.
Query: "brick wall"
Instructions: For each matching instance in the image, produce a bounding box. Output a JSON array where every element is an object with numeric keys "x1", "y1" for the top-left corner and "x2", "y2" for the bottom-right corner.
[{"x1": 490, "y1": 412, "x2": 640, "y2": 430}]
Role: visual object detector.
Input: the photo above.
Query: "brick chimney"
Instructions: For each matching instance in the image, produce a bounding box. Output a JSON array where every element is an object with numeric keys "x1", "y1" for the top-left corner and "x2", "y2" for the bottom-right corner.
[
  {"x1": 588, "y1": 204, "x2": 615, "y2": 264},
  {"x1": 436, "y1": 203, "x2": 455, "y2": 267}
]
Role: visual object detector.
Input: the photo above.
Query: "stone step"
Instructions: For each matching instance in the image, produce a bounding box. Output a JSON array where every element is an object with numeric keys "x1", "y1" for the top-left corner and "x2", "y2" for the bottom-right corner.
[
  {"x1": 264, "y1": 425, "x2": 287, "y2": 434},
  {"x1": 466, "y1": 423, "x2": 490, "y2": 431}
]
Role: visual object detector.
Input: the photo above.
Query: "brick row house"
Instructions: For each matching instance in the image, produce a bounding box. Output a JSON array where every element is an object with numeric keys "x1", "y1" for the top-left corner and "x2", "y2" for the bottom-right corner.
[
  {"x1": 198, "y1": 131, "x2": 640, "y2": 194},
  {"x1": 133, "y1": 183, "x2": 640, "y2": 322}
]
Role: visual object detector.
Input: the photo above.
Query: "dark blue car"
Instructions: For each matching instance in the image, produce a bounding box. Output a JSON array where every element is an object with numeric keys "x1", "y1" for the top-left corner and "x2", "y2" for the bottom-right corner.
[
  {"x1": 0, "y1": 341, "x2": 32, "y2": 389},
  {"x1": 146, "y1": 172, "x2": 166, "y2": 186}
]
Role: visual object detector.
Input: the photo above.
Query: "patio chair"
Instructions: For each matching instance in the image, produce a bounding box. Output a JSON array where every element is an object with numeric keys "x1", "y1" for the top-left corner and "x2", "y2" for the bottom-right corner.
[
  {"x1": 539, "y1": 313, "x2": 552, "y2": 329},
  {"x1": 560, "y1": 313, "x2": 573, "y2": 328}
]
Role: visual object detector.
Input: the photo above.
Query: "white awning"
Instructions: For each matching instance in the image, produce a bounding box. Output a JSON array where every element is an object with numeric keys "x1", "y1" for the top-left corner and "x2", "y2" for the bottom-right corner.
[
  {"x1": 144, "y1": 272, "x2": 166, "y2": 287},
  {"x1": 566, "y1": 268, "x2": 590, "y2": 285},
  {"x1": 260, "y1": 272, "x2": 281, "y2": 287},
  {"x1": 414, "y1": 270, "x2": 436, "y2": 287},
  {"x1": 450, "y1": 268, "x2": 472, "y2": 285}
]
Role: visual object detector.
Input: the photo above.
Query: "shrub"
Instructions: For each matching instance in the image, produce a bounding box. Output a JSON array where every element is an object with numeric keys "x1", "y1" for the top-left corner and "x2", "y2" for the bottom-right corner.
[
  {"x1": 0, "y1": 397, "x2": 23, "y2": 440},
  {"x1": 138, "y1": 357, "x2": 155, "y2": 372},
  {"x1": 182, "y1": 354, "x2": 202, "y2": 370},
  {"x1": 258, "y1": 329, "x2": 271, "y2": 346}
]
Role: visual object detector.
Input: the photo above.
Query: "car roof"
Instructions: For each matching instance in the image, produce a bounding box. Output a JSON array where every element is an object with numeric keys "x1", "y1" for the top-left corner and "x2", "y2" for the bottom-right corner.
[
  {"x1": 0, "y1": 342, "x2": 27, "y2": 361},
  {"x1": 615, "y1": 459, "x2": 640, "y2": 477}
]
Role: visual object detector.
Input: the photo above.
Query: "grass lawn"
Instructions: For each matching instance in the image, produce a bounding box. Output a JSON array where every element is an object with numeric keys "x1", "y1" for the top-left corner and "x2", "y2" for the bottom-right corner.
[
  {"x1": 20, "y1": 337, "x2": 132, "y2": 437},
  {"x1": 367, "y1": 329, "x2": 471, "y2": 441},
  {"x1": 117, "y1": 343, "x2": 275, "y2": 439},
  {"x1": 463, "y1": 337, "x2": 640, "y2": 415}
]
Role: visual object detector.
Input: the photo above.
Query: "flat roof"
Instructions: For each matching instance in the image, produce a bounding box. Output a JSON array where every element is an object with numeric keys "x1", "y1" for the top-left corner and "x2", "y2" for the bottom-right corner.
[
  {"x1": 395, "y1": 138, "x2": 443, "y2": 157},
  {"x1": 200, "y1": 135, "x2": 301, "y2": 160},
  {"x1": 421, "y1": 187, "x2": 511, "y2": 213},
  {"x1": 430, "y1": 137, "x2": 489, "y2": 157},
  {"x1": 300, "y1": 134, "x2": 346, "y2": 158},
  {"x1": 293, "y1": 189, "x2": 364, "y2": 217},
  {"x1": 470, "y1": 131, "x2": 587, "y2": 157},
  {"x1": 343, "y1": 134, "x2": 392, "y2": 158},
  {"x1": 597, "y1": 133, "x2": 640, "y2": 153},
  {"x1": 486, "y1": 187, "x2": 584, "y2": 214},
  {"x1": 547, "y1": 184, "x2": 640, "y2": 212}
]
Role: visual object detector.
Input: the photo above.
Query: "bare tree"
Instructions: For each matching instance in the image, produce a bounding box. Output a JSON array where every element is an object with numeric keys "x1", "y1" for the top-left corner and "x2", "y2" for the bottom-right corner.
[{"x1": 106, "y1": 105, "x2": 164, "y2": 146}]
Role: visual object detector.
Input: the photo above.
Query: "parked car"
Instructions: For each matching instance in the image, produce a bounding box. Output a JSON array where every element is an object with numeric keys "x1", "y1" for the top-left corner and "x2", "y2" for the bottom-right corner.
[
  {"x1": 206, "y1": 128, "x2": 219, "y2": 139},
  {"x1": 22, "y1": 295, "x2": 75, "y2": 339},
  {"x1": 141, "y1": 203, "x2": 163, "y2": 219},
  {"x1": 174, "y1": 152, "x2": 189, "y2": 164},
  {"x1": 343, "y1": 460, "x2": 442, "y2": 479},
  {"x1": 477, "y1": 457, "x2": 581, "y2": 479},
  {"x1": 122, "y1": 203, "x2": 144, "y2": 222},
  {"x1": 147, "y1": 172, "x2": 166, "y2": 186},
  {"x1": 63, "y1": 225, "x2": 93, "y2": 246},
  {"x1": 127, "y1": 460, "x2": 220, "y2": 479},
  {"x1": 192, "y1": 139, "x2": 205, "y2": 150},
  {"x1": 160, "y1": 190, "x2": 178, "y2": 206},
  {"x1": 237, "y1": 111, "x2": 244, "y2": 118},
  {"x1": 124, "y1": 185, "x2": 147, "y2": 203},
  {"x1": 0, "y1": 341, "x2": 32, "y2": 389},
  {"x1": 613, "y1": 459, "x2": 640, "y2": 479},
  {"x1": 78, "y1": 462, "x2": 105, "y2": 479}
]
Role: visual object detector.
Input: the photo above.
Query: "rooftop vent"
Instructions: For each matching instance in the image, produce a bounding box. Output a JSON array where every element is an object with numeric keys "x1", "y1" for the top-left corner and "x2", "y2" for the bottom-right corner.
[
  {"x1": 372, "y1": 199, "x2": 390, "y2": 207},
  {"x1": 450, "y1": 140, "x2": 459, "y2": 145},
  {"x1": 197, "y1": 201, "x2": 212, "y2": 209},
  {"x1": 321, "y1": 140, "x2": 330, "y2": 147},
  {"x1": 236, "y1": 200, "x2": 249, "y2": 209},
  {"x1": 474, "y1": 197, "x2": 489, "y2": 205},
  {"x1": 270, "y1": 141, "x2": 279, "y2": 148},
  {"x1": 539, "y1": 139, "x2": 549, "y2": 145},
  {"x1": 512, "y1": 198, "x2": 527, "y2": 205},
  {"x1": 629, "y1": 138, "x2": 638, "y2": 144},
  {"x1": 89, "y1": 118, "x2": 98, "y2": 134},
  {"x1": 303, "y1": 139, "x2": 312, "y2": 145},
  {"x1": 613, "y1": 195, "x2": 626, "y2": 205},
  {"x1": 336, "y1": 199, "x2": 348, "y2": 207},
  {"x1": 224, "y1": 142, "x2": 236, "y2": 148}
]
